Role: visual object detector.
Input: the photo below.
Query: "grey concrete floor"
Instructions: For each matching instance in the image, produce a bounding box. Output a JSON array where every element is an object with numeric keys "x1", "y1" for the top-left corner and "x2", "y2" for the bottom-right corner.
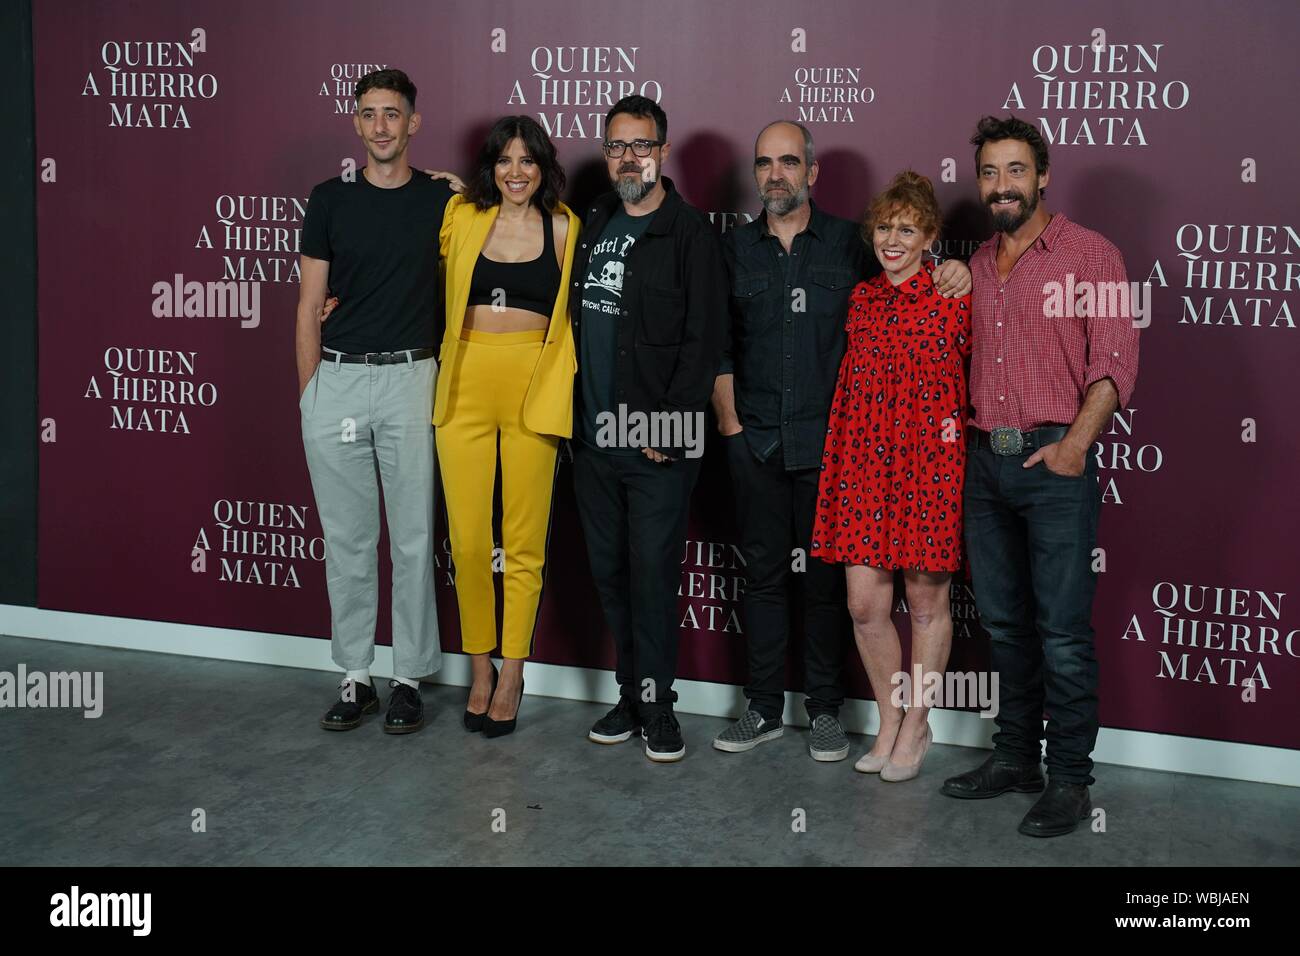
[{"x1": 1, "y1": 635, "x2": 1296, "y2": 866}]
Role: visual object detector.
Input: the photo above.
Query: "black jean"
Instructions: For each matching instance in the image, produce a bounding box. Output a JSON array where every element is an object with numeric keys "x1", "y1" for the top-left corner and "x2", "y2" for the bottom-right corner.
[
  {"x1": 725, "y1": 434, "x2": 845, "y2": 720},
  {"x1": 573, "y1": 443, "x2": 702, "y2": 713},
  {"x1": 963, "y1": 437, "x2": 1103, "y2": 785}
]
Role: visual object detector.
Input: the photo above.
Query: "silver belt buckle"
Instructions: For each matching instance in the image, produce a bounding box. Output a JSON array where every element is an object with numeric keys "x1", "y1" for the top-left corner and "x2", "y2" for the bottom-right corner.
[{"x1": 990, "y1": 426, "x2": 1024, "y2": 456}]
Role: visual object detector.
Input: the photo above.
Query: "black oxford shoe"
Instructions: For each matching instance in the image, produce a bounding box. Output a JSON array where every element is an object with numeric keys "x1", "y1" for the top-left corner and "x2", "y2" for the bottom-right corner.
[
  {"x1": 940, "y1": 753, "x2": 1045, "y2": 799},
  {"x1": 1018, "y1": 781, "x2": 1091, "y2": 837},
  {"x1": 384, "y1": 680, "x2": 424, "y2": 735},
  {"x1": 320, "y1": 679, "x2": 380, "y2": 731}
]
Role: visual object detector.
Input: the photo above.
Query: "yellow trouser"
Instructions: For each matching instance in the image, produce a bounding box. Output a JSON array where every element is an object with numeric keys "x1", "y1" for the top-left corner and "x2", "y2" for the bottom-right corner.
[{"x1": 436, "y1": 328, "x2": 559, "y2": 659}]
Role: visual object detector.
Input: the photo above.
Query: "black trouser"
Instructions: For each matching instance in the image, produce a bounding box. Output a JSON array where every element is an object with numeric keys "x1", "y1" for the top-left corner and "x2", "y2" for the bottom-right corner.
[
  {"x1": 573, "y1": 443, "x2": 702, "y2": 714},
  {"x1": 725, "y1": 434, "x2": 846, "y2": 721},
  {"x1": 963, "y1": 436, "x2": 1103, "y2": 785}
]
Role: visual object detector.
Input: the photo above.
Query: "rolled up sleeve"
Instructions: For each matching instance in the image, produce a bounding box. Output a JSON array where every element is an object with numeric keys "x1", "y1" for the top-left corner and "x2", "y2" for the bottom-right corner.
[{"x1": 1083, "y1": 240, "x2": 1140, "y2": 409}]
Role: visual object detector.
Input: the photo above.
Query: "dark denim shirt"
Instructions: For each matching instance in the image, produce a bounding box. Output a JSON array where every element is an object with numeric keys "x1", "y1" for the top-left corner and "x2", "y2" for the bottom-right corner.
[{"x1": 721, "y1": 201, "x2": 878, "y2": 470}]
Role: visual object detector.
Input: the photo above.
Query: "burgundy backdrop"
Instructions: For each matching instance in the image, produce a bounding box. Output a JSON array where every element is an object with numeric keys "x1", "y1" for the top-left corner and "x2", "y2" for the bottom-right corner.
[{"x1": 33, "y1": 0, "x2": 1300, "y2": 750}]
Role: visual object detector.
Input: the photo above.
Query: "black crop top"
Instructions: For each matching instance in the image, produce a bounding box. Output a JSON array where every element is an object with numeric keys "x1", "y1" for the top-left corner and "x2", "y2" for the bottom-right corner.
[{"x1": 466, "y1": 211, "x2": 561, "y2": 317}]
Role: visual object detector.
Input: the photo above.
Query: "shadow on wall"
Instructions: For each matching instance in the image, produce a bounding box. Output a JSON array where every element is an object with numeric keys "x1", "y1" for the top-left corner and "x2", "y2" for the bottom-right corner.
[
  {"x1": 811, "y1": 146, "x2": 873, "y2": 225},
  {"x1": 454, "y1": 118, "x2": 496, "y2": 186},
  {"x1": 944, "y1": 196, "x2": 988, "y2": 259},
  {"x1": 1068, "y1": 162, "x2": 1163, "y2": 270},
  {"x1": 567, "y1": 157, "x2": 611, "y2": 216},
  {"x1": 671, "y1": 130, "x2": 743, "y2": 213}
]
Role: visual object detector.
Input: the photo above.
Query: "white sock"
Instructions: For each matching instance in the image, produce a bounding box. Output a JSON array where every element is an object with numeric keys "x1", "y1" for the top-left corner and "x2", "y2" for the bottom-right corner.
[
  {"x1": 345, "y1": 669, "x2": 371, "y2": 687},
  {"x1": 392, "y1": 676, "x2": 419, "y2": 689}
]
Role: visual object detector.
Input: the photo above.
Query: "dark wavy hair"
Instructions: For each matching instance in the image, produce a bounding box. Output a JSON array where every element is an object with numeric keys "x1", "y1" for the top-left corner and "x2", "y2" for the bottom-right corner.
[
  {"x1": 355, "y1": 69, "x2": 416, "y2": 112},
  {"x1": 464, "y1": 115, "x2": 566, "y2": 212},
  {"x1": 970, "y1": 114, "x2": 1050, "y2": 196}
]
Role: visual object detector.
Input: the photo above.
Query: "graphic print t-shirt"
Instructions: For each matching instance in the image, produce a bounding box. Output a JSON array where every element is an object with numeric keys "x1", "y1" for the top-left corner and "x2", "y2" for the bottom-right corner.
[{"x1": 578, "y1": 207, "x2": 653, "y2": 453}]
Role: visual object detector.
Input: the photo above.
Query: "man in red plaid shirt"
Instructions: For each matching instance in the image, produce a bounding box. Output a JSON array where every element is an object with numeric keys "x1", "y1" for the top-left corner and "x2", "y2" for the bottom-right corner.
[{"x1": 940, "y1": 116, "x2": 1140, "y2": 837}]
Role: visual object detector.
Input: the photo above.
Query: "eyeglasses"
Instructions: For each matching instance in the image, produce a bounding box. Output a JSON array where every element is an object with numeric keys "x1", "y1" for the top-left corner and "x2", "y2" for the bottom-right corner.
[{"x1": 602, "y1": 139, "x2": 663, "y2": 158}]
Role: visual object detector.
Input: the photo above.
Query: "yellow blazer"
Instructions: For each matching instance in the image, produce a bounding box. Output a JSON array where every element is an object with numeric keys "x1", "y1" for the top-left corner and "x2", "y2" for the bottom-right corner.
[{"x1": 433, "y1": 193, "x2": 581, "y2": 438}]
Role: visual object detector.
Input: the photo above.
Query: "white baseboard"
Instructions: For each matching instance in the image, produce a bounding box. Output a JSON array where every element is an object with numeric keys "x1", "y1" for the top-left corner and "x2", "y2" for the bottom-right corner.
[{"x1": 2, "y1": 604, "x2": 1295, "y2": 787}]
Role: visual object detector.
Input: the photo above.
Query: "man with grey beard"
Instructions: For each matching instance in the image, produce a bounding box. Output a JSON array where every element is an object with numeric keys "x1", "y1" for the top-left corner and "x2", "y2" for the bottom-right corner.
[
  {"x1": 711, "y1": 121, "x2": 971, "y2": 760},
  {"x1": 571, "y1": 95, "x2": 727, "y2": 763}
]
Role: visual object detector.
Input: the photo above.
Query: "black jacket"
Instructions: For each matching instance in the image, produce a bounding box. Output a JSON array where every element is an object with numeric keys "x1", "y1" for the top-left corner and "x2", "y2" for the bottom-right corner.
[{"x1": 570, "y1": 176, "x2": 727, "y2": 455}]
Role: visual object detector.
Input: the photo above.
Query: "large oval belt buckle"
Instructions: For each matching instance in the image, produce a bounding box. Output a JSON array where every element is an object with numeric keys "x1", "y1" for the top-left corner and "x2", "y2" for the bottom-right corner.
[{"x1": 990, "y1": 426, "x2": 1024, "y2": 456}]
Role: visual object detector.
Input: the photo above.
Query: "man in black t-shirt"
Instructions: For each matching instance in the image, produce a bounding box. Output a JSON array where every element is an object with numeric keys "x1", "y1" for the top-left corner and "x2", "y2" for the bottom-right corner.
[{"x1": 297, "y1": 69, "x2": 452, "y2": 735}]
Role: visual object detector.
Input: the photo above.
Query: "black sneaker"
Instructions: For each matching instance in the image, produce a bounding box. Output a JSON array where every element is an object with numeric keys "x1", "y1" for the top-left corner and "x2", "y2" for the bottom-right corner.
[
  {"x1": 384, "y1": 680, "x2": 424, "y2": 735},
  {"x1": 588, "y1": 696, "x2": 642, "y2": 744},
  {"x1": 642, "y1": 708, "x2": 686, "y2": 763},
  {"x1": 320, "y1": 678, "x2": 380, "y2": 731}
]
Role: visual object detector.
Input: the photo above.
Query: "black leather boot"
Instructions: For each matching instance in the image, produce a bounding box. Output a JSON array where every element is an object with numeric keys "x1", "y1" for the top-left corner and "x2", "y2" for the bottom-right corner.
[
  {"x1": 940, "y1": 753, "x2": 1045, "y2": 799},
  {"x1": 1018, "y1": 781, "x2": 1091, "y2": 837}
]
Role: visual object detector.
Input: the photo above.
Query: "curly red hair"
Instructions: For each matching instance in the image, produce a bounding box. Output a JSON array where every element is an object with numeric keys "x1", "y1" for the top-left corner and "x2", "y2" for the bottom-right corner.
[{"x1": 862, "y1": 170, "x2": 941, "y2": 245}]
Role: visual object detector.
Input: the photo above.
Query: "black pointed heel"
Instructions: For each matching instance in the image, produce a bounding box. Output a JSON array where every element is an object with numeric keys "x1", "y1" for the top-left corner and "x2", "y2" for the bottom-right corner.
[
  {"x1": 483, "y1": 677, "x2": 525, "y2": 739},
  {"x1": 463, "y1": 663, "x2": 499, "y2": 732}
]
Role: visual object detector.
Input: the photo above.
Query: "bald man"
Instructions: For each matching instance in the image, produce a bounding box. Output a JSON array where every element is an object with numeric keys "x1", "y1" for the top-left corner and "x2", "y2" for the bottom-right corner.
[{"x1": 711, "y1": 121, "x2": 971, "y2": 761}]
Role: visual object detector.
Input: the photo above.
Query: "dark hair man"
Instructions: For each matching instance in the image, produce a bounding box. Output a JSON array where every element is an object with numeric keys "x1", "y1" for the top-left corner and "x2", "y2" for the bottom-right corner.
[
  {"x1": 297, "y1": 69, "x2": 452, "y2": 735},
  {"x1": 941, "y1": 115, "x2": 1140, "y2": 837},
  {"x1": 573, "y1": 95, "x2": 727, "y2": 762}
]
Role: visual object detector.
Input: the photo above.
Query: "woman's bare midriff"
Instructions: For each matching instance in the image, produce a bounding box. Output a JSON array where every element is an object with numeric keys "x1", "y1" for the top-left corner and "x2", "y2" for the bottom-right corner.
[{"x1": 462, "y1": 303, "x2": 550, "y2": 333}]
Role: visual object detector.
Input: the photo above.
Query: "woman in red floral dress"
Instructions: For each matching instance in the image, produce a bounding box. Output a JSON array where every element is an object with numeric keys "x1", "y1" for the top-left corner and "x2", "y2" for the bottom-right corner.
[{"x1": 811, "y1": 171, "x2": 971, "y2": 782}]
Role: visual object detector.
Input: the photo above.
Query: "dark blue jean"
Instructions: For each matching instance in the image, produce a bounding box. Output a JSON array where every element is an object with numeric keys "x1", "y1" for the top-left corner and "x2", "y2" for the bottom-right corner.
[{"x1": 963, "y1": 437, "x2": 1102, "y2": 785}]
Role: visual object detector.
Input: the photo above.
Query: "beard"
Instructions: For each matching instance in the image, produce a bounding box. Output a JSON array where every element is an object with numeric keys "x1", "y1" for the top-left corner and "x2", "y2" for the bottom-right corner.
[
  {"x1": 760, "y1": 180, "x2": 809, "y2": 216},
  {"x1": 614, "y1": 164, "x2": 655, "y2": 203},
  {"x1": 987, "y1": 184, "x2": 1040, "y2": 233}
]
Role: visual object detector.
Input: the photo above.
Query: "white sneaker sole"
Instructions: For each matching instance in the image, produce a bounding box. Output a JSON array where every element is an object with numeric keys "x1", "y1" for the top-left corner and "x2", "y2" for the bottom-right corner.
[
  {"x1": 644, "y1": 729, "x2": 686, "y2": 762},
  {"x1": 713, "y1": 726, "x2": 784, "y2": 753},
  {"x1": 589, "y1": 728, "x2": 637, "y2": 744},
  {"x1": 645, "y1": 743, "x2": 686, "y2": 762},
  {"x1": 810, "y1": 743, "x2": 850, "y2": 762}
]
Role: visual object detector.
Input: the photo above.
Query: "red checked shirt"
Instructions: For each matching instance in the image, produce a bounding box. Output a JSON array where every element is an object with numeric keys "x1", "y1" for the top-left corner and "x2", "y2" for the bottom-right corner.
[{"x1": 969, "y1": 212, "x2": 1139, "y2": 432}]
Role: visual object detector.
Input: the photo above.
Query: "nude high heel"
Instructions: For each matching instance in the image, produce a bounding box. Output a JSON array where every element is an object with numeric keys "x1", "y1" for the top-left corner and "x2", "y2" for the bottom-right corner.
[
  {"x1": 854, "y1": 750, "x2": 890, "y2": 773},
  {"x1": 880, "y1": 725, "x2": 932, "y2": 782}
]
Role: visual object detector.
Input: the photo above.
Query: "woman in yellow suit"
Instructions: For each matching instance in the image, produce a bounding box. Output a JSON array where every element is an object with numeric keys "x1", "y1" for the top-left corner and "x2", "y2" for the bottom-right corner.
[{"x1": 436, "y1": 116, "x2": 580, "y2": 737}]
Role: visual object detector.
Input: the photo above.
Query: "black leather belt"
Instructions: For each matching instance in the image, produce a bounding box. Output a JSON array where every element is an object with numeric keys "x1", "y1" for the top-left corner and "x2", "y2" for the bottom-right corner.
[
  {"x1": 321, "y1": 347, "x2": 434, "y2": 365},
  {"x1": 969, "y1": 424, "x2": 1070, "y2": 456}
]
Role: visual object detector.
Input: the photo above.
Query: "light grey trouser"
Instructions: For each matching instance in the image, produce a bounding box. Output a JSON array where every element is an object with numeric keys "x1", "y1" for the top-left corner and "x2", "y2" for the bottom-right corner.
[{"x1": 300, "y1": 350, "x2": 441, "y2": 678}]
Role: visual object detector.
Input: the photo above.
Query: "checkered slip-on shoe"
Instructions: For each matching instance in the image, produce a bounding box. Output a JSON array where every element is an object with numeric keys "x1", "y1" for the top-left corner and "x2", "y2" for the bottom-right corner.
[
  {"x1": 809, "y1": 714, "x2": 850, "y2": 762},
  {"x1": 713, "y1": 709, "x2": 784, "y2": 753}
]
